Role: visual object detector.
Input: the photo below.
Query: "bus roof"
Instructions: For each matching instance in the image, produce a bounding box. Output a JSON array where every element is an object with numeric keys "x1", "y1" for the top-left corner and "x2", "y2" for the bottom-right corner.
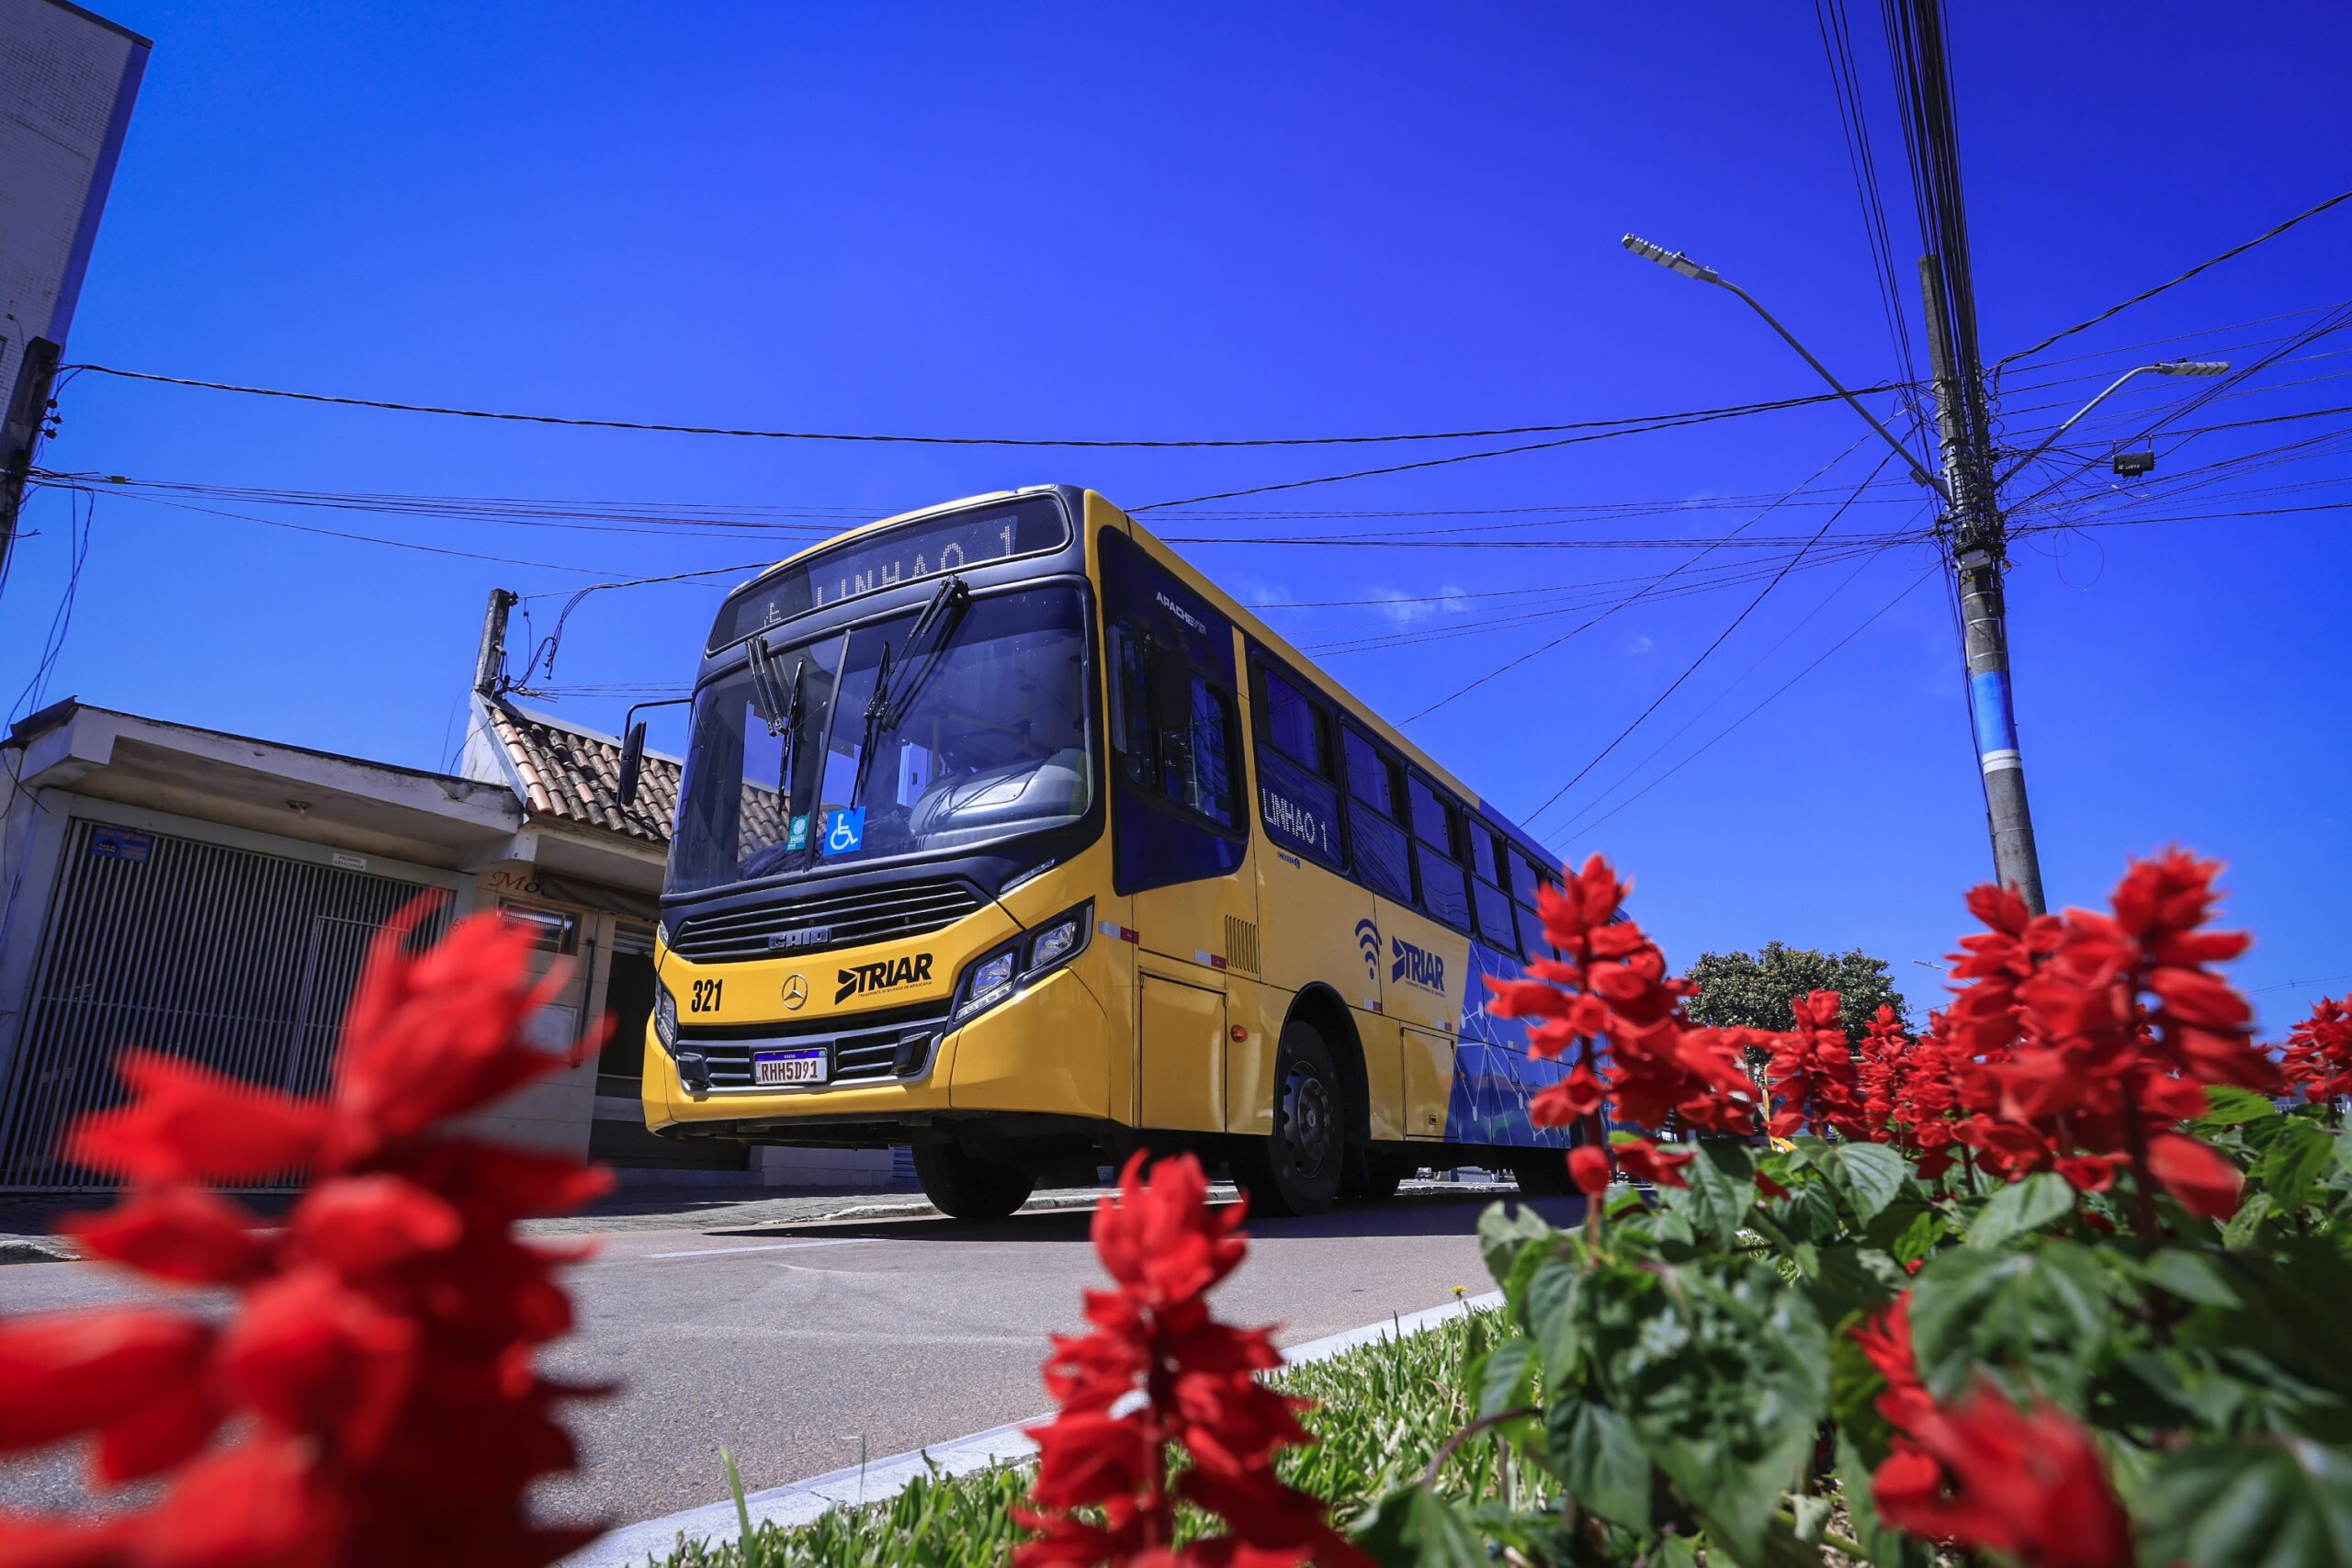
[{"x1": 724, "y1": 484, "x2": 1565, "y2": 873}]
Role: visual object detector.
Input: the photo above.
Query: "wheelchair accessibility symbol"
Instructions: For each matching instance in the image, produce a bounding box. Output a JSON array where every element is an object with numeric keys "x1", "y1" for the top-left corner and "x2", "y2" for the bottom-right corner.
[{"x1": 822, "y1": 807, "x2": 865, "y2": 856}]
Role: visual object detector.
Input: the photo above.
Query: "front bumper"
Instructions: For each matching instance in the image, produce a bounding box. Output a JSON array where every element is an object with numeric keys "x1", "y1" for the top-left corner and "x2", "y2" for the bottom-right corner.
[{"x1": 644, "y1": 960, "x2": 1112, "y2": 1134}]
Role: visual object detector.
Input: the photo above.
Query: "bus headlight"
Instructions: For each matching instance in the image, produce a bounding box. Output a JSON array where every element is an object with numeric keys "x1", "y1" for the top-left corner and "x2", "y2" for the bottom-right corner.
[
  {"x1": 952, "y1": 901, "x2": 1092, "y2": 1025},
  {"x1": 653, "y1": 983, "x2": 679, "y2": 1052},
  {"x1": 1030, "y1": 914, "x2": 1081, "y2": 969}
]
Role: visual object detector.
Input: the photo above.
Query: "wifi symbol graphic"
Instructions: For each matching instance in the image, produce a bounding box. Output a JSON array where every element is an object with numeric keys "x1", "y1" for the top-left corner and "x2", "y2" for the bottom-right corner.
[{"x1": 1354, "y1": 919, "x2": 1380, "y2": 978}]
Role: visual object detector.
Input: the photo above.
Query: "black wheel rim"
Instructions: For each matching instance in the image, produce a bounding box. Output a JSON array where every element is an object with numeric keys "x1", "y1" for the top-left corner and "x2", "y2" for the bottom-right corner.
[{"x1": 1276, "y1": 1062, "x2": 1337, "y2": 1181}]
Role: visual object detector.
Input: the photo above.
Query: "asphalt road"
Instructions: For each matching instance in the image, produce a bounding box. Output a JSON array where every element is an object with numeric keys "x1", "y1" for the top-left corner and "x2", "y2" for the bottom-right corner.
[{"x1": 0, "y1": 1190, "x2": 1575, "y2": 1534}]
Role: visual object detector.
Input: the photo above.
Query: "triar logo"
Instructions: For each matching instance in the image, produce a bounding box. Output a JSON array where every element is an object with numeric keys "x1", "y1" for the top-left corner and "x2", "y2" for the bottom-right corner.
[
  {"x1": 836, "y1": 953, "x2": 935, "y2": 1004},
  {"x1": 1354, "y1": 919, "x2": 1380, "y2": 978},
  {"x1": 1390, "y1": 935, "x2": 1446, "y2": 993}
]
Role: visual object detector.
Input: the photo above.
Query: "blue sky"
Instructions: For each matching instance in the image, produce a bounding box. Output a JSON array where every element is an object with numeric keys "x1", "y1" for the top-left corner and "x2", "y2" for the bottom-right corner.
[{"x1": 6, "y1": 2, "x2": 2346, "y2": 1028}]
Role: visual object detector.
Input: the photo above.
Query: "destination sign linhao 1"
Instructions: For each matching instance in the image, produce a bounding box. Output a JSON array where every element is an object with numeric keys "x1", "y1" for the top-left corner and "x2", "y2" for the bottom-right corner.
[{"x1": 709, "y1": 497, "x2": 1069, "y2": 652}]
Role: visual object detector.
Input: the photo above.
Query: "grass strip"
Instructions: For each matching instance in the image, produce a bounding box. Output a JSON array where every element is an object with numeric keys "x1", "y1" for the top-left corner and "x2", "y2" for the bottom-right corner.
[{"x1": 641, "y1": 1305, "x2": 1512, "y2": 1566}]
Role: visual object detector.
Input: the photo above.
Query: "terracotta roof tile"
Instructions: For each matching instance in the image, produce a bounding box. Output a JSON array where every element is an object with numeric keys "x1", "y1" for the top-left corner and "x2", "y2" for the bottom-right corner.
[{"x1": 485, "y1": 702, "x2": 679, "y2": 845}]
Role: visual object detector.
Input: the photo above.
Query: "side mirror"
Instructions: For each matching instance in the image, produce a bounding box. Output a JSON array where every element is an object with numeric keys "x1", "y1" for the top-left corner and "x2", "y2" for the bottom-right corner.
[{"x1": 616, "y1": 720, "x2": 648, "y2": 810}]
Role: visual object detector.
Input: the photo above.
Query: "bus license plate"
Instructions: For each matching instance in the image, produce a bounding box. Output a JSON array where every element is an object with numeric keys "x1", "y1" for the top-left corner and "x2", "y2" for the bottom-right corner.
[{"x1": 754, "y1": 1049, "x2": 827, "y2": 1087}]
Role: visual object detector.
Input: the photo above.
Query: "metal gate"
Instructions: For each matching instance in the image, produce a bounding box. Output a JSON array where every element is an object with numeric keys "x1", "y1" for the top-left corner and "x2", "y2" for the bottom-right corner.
[{"x1": 0, "y1": 818, "x2": 449, "y2": 1190}]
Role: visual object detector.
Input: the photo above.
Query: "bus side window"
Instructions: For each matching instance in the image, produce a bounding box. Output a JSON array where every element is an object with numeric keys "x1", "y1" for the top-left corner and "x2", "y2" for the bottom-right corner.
[
  {"x1": 1250, "y1": 659, "x2": 1343, "y2": 866},
  {"x1": 1513, "y1": 853, "x2": 1560, "y2": 960},
  {"x1": 1176, "y1": 679, "x2": 1240, "y2": 829},
  {"x1": 1110, "y1": 621, "x2": 1238, "y2": 829},
  {"x1": 1108, "y1": 623, "x2": 1157, "y2": 786},
  {"x1": 1408, "y1": 774, "x2": 1471, "y2": 932},
  {"x1": 1340, "y1": 725, "x2": 1412, "y2": 903},
  {"x1": 1468, "y1": 820, "x2": 1520, "y2": 955}
]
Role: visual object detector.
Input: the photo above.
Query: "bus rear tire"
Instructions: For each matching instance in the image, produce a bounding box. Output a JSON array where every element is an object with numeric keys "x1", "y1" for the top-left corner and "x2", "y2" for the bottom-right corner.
[
  {"x1": 1510, "y1": 1153, "x2": 1576, "y2": 1198},
  {"x1": 1234, "y1": 1026, "x2": 1345, "y2": 1218},
  {"x1": 912, "y1": 1141, "x2": 1035, "y2": 1221}
]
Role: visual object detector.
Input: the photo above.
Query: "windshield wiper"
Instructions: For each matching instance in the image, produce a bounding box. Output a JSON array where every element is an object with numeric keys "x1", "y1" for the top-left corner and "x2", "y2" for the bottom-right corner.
[
  {"x1": 745, "y1": 636, "x2": 788, "y2": 734},
  {"x1": 844, "y1": 577, "x2": 967, "y2": 816}
]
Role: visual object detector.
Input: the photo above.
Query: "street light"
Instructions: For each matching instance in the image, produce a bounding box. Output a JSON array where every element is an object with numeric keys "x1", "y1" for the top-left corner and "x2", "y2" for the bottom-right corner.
[
  {"x1": 1621, "y1": 232, "x2": 1951, "y2": 502},
  {"x1": 1996, "y1": 358, "x2": 2231, "y2": 483}
]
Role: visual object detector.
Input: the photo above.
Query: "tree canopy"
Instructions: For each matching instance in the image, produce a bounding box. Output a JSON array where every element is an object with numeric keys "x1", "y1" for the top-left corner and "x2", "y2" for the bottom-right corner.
[{"x1": 1683, "y1": 941, "x2": 1911, "y2": 1039}]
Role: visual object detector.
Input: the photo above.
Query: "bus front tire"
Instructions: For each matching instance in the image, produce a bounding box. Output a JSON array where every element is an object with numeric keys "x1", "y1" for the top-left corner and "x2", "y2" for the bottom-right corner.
[
  {"x1": 1510, "y1": 1153, "x2": 1576, "y2": 1198},
  {"x1": 1234, "y1": 1027, "x2": 1345, "y2": 1218},
  {"x1": 911, "y1": 1141, "x2": 1035, "y2": 1221}
]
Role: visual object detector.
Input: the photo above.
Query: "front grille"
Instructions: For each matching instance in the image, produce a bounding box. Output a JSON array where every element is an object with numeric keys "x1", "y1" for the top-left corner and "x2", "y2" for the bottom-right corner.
[
  {"x1": 670, "y1": 878, "x2": 986, "y2": 964},
  {"x1": 676, "y1": 998, "x2": 955, "y2": 1089}
]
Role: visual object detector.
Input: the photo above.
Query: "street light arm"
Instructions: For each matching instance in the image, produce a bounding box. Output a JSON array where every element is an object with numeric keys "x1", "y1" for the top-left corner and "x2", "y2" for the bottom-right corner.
[
  {"x1": 1995, "y1": 360, "x2": 2230, "y2": 486},
  {"x1": 1708, "y1": 274, "x2": 1952, "y2": 502},
  {"x1": 1621, "y1": 234, "x2": 1950, "y2": 502}
]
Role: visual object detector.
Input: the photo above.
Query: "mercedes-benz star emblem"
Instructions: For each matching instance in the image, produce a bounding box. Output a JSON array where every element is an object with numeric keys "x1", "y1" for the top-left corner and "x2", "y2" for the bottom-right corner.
[{"x1": 781, "y1": 974, "x2": 808, "y2": 1010}]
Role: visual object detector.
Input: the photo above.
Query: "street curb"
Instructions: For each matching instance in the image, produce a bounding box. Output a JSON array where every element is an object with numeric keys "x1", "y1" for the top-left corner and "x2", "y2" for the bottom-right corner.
[{"x1": 560, "y1": 1288, "x2": 1506, "y2": 1568}]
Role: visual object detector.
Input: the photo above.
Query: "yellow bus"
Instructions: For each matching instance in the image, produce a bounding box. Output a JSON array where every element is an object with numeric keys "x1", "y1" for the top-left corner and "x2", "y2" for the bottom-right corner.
[{"x1": 620, "y1": 486, "x2": 1577, "y2": 1218}]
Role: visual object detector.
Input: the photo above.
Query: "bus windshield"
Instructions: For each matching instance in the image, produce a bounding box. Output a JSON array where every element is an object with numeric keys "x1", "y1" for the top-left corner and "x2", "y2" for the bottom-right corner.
[{"x1": 667, "y1": 582, "x2": 1092, "y2": 895}]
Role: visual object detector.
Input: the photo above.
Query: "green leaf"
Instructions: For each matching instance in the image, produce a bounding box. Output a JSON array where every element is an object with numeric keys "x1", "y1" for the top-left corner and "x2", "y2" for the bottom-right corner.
[
  {"x1": 2195, "y1": 1084, "x2": 2280, "y2": 1128},
  {"x1": 1351, "y1": 1483, "x2": 1490, "y2": 1568},
  {"x1": 1820, "y1": 1142, "x2": 1908, "y2": 1224},
  {"x1": 721, "y1": 1446, "x2": 754, "y2": 1558},
  {"x1": 1967, "y1": 1170, "x2": 2077, "y2": 1248},
  {"x1": 1908, "y1": 1241, "x2": 2109, "y2": 1404},
  {"x1": 1588, "y1": 1259, "x2": 1829, "y2": 1564},
  {"x1": 2138, "y1": 1438, "x2": 2352, "y2": 1568},
  {"x1": 2141, "y1": 1247, "x2": 2245, "y2": 1309},
  {"x1": 2256, "y1": 1119, "x2": 2335, "y2": 1212},
  {"x1": 1813, "y1": 1246, "x2": 1908, "y2": 1314},
  {"x1": 1653, "y1": 1536, "x2": 1702, "y2": 1568},
  {"x1": 1546, "y1": 1396, "x2": 1652, "y2": 1533},
  {"x1": 1522, "y1": 1257, "x2": 1582, "y2": 1387},
  {"x1": 1882, "y1": 1203, "x2": 1948, "y2": 1266},
  {"x1": 1476, "y1": 1337, "x2": 1537, "y2": 1420},
  {"x1": 1667, "y1": 1141, "x2": 1758, "y2": 1249},
  {"x1": 2224, "y1": 1190, "x2": 2278, "y2": 1249},
  {"x1": 1787, "y1": 1491, "x2": 1833, "y2": 1543},
  {"x1": 1478, "y1": 1200, "x2": 1555, "y2": 1288},
  {"x1": 1777, "y1": 1177, "x2": 1844, "y2": 1245}
]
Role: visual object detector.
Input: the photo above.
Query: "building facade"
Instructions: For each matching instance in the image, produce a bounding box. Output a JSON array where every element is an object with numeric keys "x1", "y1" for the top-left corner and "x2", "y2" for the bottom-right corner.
[{"x1": 0, "y1": 693, "x2": 898, "y2": 1191}]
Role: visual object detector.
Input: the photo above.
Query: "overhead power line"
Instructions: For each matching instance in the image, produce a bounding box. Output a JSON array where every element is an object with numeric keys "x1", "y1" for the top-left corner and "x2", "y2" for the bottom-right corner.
[
  {"x1": 1996, "y1": 187, "x2": 2352, "y2": 368},
  {"x1": 60, "y1": 361, "x2": 1883, "y2": 451},
  {"x1": 1132, "y1": 393, "x2": 1908, "y2": 512},
  {"x1": 1521, "y1": 454, "x2": 1893, "y2": 826},
  {"x1": 1397, "y1": 437, "x2": 1877, "y2": 722},
  {"x1": 1558, "y1": 565, "x2": 1939, "y2": 839}
]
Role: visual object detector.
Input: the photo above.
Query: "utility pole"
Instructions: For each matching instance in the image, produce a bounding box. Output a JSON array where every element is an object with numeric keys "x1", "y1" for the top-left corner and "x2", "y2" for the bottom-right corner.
[
  {"x1": 474, "y1": 588, "x2": 517, "y2": 696},
  {"x1": 1917, "y1": 259, "x2": 2045, "y2": 914},
  {"x1": 0, "y1": 337, "x2": 62, "y2": 594}
]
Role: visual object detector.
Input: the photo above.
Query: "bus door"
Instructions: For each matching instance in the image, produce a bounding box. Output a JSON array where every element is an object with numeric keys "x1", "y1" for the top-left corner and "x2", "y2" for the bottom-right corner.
[
  {"x1": 1100, "y1": 529, "x2": 1255, "y2": 1134},
  {"x1": 1246, "y1": 652, "x2": 1387, "y2": 1136},
  {"x1": 1384, "y1": 771, "x2": 1479, "y2": 1142}
]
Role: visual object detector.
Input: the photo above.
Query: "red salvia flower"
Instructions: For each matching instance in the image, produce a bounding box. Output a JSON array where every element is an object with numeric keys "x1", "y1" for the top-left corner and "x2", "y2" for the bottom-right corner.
[
  {"x1": 2279, "y1": 996, "x2": 2352, "y2": 1103},
  {"x1": 1855, "y1": 1004, "x2": 1911, "y2": 1137},
  {"x1": 1614, "y1": 1137, "x2": 1695, "y2": 1190},
  {"x1": 1484, "y1": 854, "x2": 1756, "y2": 1194},
  {"x1": 1017, "y1": 1153, "x2": 1369, "y2": 1568},
  {"x1": 1931, "y1": 852, "x2": 2275, "y2": 1220},
  {"x1": 0, "y1": 897, "x2": 611, "y2": 1568},
  {"x1": 1856, "y1": 1294, "x2": 2131, "y2": 1568},
  {"x1": 1764, "y1": 990, "x2": 1871, "y2": 1140}
]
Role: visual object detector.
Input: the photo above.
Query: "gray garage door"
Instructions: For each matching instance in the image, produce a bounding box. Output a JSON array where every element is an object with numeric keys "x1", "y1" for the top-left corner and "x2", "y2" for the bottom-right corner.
[{"x1": 0, "y1": 818, "x2": 449, "y2": 1190}]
